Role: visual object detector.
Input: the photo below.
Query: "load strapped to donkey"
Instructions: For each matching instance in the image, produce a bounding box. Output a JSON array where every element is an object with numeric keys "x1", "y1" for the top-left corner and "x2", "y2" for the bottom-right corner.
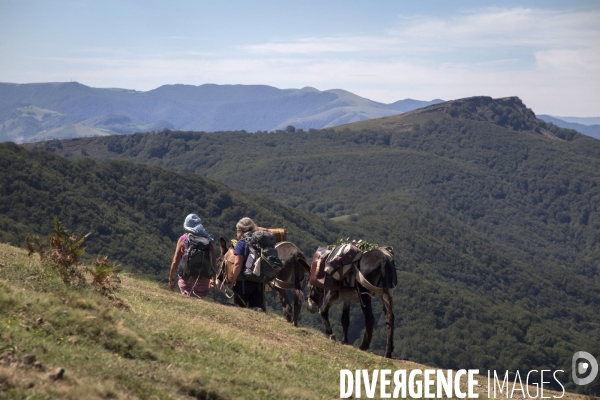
[{"x1": 309, "y1": 239, "x2": 396, "y2": 295}]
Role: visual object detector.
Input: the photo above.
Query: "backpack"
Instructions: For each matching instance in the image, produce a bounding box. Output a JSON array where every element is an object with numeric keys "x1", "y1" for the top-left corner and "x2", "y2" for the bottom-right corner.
[
  {"x1": 177, "y1": 234, "x2": 214, "y2": 279},
  {"x1": 249, "y1": 230, "x2": 277, "y2": 249},
  {"x1": 242, "y1": 231, "x2": 283, "y2": 282}
]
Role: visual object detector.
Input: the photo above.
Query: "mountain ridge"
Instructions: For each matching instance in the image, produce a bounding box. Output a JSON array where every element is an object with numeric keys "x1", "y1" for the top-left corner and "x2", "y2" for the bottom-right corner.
[
  {"x1": 0, "y1": 82, "x2": 443, "y2": 143},
  {"x1": 538, "y1": 114, "x2": 600, "y2": 140}
]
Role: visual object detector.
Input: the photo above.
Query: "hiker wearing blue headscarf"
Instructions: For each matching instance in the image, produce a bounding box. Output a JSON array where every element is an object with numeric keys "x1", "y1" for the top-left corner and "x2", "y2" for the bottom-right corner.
[
  {"x1": 169, "y1": 214, "x2": 217, "y2": 298},
  {"x1": 183, "y1": 213, "x2": 214, "y2": 241}
]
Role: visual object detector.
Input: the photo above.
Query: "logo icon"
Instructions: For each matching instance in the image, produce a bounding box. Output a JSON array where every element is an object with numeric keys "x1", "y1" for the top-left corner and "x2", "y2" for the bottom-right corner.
[{"x1": 572, "y1": 351, "x2": 598, "y2": 385}]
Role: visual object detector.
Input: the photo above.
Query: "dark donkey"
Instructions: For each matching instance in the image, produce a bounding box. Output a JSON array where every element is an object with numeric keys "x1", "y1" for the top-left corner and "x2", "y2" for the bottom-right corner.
[
  {"x1": 270, "y1": 241, "x2": 311, "y2": 326},
  {"x1": 215, "y1": 237, "x2": 310, "y2": 325},
  {"x1": 307, "y1": 248, "x2": 397, "y2": 358}
]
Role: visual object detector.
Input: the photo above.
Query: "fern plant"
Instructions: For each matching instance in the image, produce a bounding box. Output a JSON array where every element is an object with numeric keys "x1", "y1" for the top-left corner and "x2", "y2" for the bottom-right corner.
[
  {"x1": 90, "y1": 256, "x2": 122, "y2": 297},
  {"x1": 25, "y1": 217, "x2": 125, "y2": 306},
  {"x1": 26, "y1": 216, "x2": 89, "y2": 285}
]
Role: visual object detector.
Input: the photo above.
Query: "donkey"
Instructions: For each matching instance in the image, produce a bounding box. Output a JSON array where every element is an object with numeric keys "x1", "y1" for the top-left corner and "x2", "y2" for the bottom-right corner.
[
  {"x1": 306, "y1": 248, "x2": 397, "y2": 358},
  {"x1": 269, "y1": 241, "x2": 310, "y2": 326},
  {"x1": 215, "y1": 237, "x2": 310, "y2": 326}
]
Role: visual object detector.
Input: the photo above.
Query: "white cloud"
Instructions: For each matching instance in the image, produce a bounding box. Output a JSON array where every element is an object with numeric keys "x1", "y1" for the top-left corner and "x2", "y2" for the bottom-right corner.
[
  {"x1": 235, "y1": 7, "x2": 600, "y2": 115},
  {"x1": 242, "y1": 36, "x2": 402, "y2": 54},
  {"x1": 68, "y1": 48, "x2": 138, "y2": 56},
  {"x1": 5, "y1": 7, "x2": 599, "y2": 116},
  {"x1": 535, "y1": 47, "x2": 600, "y2": 74},
  {"x1": 403, "y1": 7, "x2": 600, "y2": 49},
  {"x1": 160, "y1": 51, "x2": 216, "y2": 57},
  {"x1": 242, "y1": 8, "x2": 600, "y2": 55}
]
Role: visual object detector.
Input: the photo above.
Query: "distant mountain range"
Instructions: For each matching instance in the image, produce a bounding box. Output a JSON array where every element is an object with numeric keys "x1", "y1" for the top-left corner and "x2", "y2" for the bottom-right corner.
[
  {"x1": 0, "y1": 82, "x2": 443, "y2": 143},
  {"x1": 537, "y1": 114, "x2": 600, "y2": 140},
  {"x1": 553, "y1": 116, "x2": 600, "y2": 125}
]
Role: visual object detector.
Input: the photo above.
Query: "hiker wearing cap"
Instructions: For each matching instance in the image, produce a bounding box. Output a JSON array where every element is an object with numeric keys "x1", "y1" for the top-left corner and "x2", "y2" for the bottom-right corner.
[
  {"x1": 169, "y1": 213, "x2": 217, "y2": 298},
  {"x1": 230, "y1": 217, "x2": 265, "y2": 311}
]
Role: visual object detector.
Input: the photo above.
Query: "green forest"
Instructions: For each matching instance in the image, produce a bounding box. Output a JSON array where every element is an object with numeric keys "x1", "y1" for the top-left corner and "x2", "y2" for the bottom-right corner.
[
  {"x1": 10, "y1": 96, "x2": 600, "y2": 394},
  {"x1": 0, "y1": 143, "x2": 340, "y2": 272}
]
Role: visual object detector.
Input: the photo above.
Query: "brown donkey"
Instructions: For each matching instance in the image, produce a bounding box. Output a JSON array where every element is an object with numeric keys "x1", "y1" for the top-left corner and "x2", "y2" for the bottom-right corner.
[{"x1": 306, "y1": 248, "x2": 397, "y2": 358}]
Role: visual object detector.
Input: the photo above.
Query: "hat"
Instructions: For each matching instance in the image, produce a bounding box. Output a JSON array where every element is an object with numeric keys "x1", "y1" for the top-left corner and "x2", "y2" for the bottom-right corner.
[{"x1": 184, "y1": 214, "x2": 213, "y2": 242}]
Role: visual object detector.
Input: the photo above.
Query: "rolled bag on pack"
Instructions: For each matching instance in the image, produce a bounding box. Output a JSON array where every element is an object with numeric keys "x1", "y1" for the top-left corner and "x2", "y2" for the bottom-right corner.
[
  {"x1": 256, "y1": 227, "x2": 287, "y2": 243},
  {"x1": 248, "y1": 230, "x2": 277, "y2": 248}
]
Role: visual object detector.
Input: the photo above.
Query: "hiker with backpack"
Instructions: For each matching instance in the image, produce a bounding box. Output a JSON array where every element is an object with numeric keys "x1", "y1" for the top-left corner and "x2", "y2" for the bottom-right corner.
[
  {"x1": 229, "y1": 217, "x2": 267, "y2": 311},
  {"x1": 169, "y1": 213, "x2": 217, "y2": 298}
]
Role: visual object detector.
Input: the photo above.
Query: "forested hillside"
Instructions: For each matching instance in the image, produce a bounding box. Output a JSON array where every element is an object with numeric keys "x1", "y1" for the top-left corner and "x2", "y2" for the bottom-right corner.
[
  {"x1": 35, "y1": 96, "x2": 600, "y2": 281},
  {"x1": 14, "y1": 96, "x2": 600, "y2": 393},
  {"x1": 0, "y1": 142, "x2": 340, "y2": 273}
]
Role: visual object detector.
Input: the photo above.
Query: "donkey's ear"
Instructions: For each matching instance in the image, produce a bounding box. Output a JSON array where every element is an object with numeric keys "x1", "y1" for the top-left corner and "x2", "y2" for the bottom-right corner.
[{"x1": 219, "y1": 236, "x2": 228, "y2": 255}]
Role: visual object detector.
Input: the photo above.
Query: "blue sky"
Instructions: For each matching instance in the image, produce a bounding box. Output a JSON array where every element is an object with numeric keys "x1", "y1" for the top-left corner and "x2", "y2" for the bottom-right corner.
[{"x1": 1, "y1": 0, "x2": 599, "y2": 116}]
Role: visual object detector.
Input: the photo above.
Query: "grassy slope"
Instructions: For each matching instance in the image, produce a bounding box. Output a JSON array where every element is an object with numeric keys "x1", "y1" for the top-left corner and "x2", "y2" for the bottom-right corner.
[{"x1": 0, "y1": 243, "x2": 580, "y2": 400}]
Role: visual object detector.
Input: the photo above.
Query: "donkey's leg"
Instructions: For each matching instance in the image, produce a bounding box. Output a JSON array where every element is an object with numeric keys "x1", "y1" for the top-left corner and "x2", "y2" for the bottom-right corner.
[
  {"x1": 382, "y1": 291, "x2": 395, "y2": 358},
  {"x1": 358, "y1": 293, "x2": 375, "y2": 351},
  {"x1": 292, "y1": 289, "x2": 303, "y2": 327},
  {"x1": 292, "y1": 258, "x2": 304, "y2": 327},
  {"x1": 341, "y1": 300, "x2": 351, "y2": 344},
  {"x1": 319, "y1": 290, "x2": 339, "y2": 340},
  {"x1": 276, "y1": 287, "x2": 293, "y2": 323}
]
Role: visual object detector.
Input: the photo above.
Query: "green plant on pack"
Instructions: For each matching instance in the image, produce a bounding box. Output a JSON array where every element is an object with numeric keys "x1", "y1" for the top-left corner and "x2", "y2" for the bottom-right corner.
[{"x1": 328, "y1": 238, "x2": 384, "y2": 253}]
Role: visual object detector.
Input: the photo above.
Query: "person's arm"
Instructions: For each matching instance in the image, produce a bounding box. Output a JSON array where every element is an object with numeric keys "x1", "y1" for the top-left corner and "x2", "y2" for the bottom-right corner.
[
  {"x1": 209, "y1": 245, "x2": 217, "y2": 288},
  {"x1": 169, "y1": 237, "x2": 184, "y2": 291},
  {"x1": 230, "y1": 254, "x2": 244, "y2": 289}
]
